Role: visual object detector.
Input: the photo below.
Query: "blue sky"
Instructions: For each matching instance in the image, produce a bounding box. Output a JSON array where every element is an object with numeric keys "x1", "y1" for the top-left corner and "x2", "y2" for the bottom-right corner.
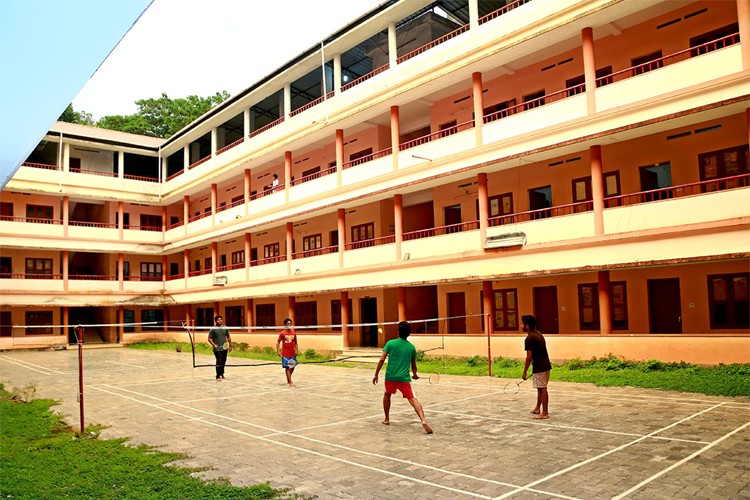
[{"x1": 0, "y1": 0, "x2": 380, "y2": 189}]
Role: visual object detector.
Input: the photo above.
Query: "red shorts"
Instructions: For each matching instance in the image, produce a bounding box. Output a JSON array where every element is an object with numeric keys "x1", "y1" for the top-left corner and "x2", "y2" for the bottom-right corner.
[{"x1": 384, "y1": 381, "x2": 414, "y2": 399}]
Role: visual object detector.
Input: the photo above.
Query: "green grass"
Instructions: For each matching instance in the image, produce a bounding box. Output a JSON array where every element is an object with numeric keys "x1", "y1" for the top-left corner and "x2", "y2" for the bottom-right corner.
[
  {"x1": 0, "y1": 385, "x2": 302, "y2": 499},
  {"x1": 129, "y1": 343, "x2": 750, "y2": 397}
]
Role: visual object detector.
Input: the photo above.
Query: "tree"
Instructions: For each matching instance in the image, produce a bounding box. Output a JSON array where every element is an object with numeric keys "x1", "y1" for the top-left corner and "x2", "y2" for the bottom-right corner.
[
  {"x1": 96, "y1": 91, "x2": 230, "y2": 139},
  {"x1": 58, "y1": 104, "x2": 94, "y2": 125}
]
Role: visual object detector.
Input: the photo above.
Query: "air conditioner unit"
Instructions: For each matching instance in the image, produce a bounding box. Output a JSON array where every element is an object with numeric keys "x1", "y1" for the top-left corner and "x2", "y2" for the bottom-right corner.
[
  {"x1": 213, "y1": 275, "x2": 228, "y2": 286},
  {"x1": 485, "y1": 232, "x2": 527, "y2": 249}
]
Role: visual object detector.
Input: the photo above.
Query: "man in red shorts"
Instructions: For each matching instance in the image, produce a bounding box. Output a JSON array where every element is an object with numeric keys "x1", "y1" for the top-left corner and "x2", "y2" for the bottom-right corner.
[{"x1": 372, "y1": 321, "x2": 433, "y2": 434}]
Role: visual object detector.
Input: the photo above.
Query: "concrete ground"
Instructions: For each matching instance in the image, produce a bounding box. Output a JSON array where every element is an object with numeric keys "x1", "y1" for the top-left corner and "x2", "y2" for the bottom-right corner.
[{"x1": 1, "y1": 346, "x2": 748, "y2": 499}]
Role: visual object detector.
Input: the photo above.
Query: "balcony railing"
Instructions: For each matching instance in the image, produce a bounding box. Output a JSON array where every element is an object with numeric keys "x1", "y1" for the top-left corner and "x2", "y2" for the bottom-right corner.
[
  {"x1": 397, "y1": 24, "x2": 469, "y2": 64},
  {"x1": 216, "y1": 136, "x2": 245, "y2": 156},
  {"x1": 490, "y1": 201, "x2": 592, "y2": 226},
  {"x1": 0, "y1": 216, "x2": 62, "y2": 224},
  {"x1": 22, "y1": 161, "x2": 59, "y2": 171},
  {"x1": 166, "y1": 220, "x2": 184, "y2": 230},
  {"x1": 599, "y1": 33, "x2": 739, "y2": 86},
  {"x1": 188, "y1": 211, "x2": 211, "y2": 223},
  {"x1": 69, "y1": 274, "x2": 118, "y2": 281},
  {"x1": 188, "y1": 269, "x2": 212, "y2": 277},
  {"x1": 341, "y1": 64, "x2": 389, "y2": 92},
  {"x1": 479, "y1": 0, "x2": 531, "y2": 24},
  {"x1": 216, "y1": 198, "x2": 245, "y2": 213},
  {"x1": 344, "y1": 235, "x2": 395, "y2": 250},
  {"x1": 483, "y1": 85, "x2": 581, "y2": 124},
  {"x1": 217, "y1": 262, "x2": 244, "y2": 272},
  {"x1": 342, "y1": 146, "x2": 393, "y2": 169},
  {"x1": 188, "y1": 156, "x2": 211, "y2": 170},
  {"x1": 166, "y1": 169, "x2": 184, "y2": 182},
  {"x1": 249, "y1": 116, "x2": 285, "y2": 138},
  {"x1": 399, "y1": 120, "x2": 474, "y2": 151},
  {"x1": 4, "y1": 273, "x2": 61, "y2": 280},
  {"x1": 69, "y1": 221, "x2": 117, "y2": 228},
  {"x1": 290, "y1": 91, "x2": 334, "y2": 117},
  {"x1": 292, "y1": 245, "x2": 337, "y2": 259},
  {"x1": 124, "y1": 224, "x2": 161, "y2": 232},
  {"x1": 250, "y1": 255, "x2": 287, "y2": 266},
  {"x1": 403, "y1": 220, "x2": 479, "y2": 241},
  {"x1": 291, "y1": 164, "x2": 336, "y2": 186},
  {"x1": 605, "y1": 174, "x2": 749, "y2": 207}
]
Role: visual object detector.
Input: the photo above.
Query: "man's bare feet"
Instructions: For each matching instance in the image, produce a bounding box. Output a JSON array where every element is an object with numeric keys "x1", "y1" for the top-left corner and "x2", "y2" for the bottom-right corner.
[
  {"x1": 530, "y1": 409, "x2": 540, "y2": 414},
  {"x1": 382, "y1": 420, "x2": 390, "y2": 426},
  {"x1": 289, "y1": 382, "x2": 297, "y2": 388},
  {"x1": 422, "y1": 422, "x2": 433, "y2": 434},
  {"x1": 533, "y1": 414, "x2": 549, "y2": 420}
]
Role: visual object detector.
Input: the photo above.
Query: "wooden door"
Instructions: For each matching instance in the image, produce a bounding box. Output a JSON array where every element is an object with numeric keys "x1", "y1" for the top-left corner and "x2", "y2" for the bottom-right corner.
[
  {"x1": 447, "y1": 292, "x2": 466, "y2": 333},
  {"x1": 533, "y1": 286, "x2": 559, "y2": 334},
  {"x1": 648, "y1": 278, "x2": 682, "y2": 333}
]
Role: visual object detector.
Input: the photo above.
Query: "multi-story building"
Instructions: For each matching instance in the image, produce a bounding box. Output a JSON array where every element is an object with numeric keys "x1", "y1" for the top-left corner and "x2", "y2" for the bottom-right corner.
[{"x1": 1, "y1": 0, "x2": 748, "y2": 364}]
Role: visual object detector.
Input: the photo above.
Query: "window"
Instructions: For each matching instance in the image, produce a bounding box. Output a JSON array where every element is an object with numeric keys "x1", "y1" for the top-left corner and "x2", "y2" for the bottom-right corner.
[
  {"x1": 523, "y1": 90, "x2": 545, "y2": 110},
  {"x1": 26, "y1": 311, "x2": 53, "y2": 334},
  {"x1": 578, "y1": 282, "x2": 628, "y2": 330},
  {"x1": 25, "y1": 258, "x2": 52, "y2": 278},
  {"x1": 124, "y1": 309, "x2": 135, "y2": 332},
  {"x1": 140, "y1": 214, "x2": 162, "y2": 230},
  {"x1": 481, "y1": 193, "x2": 513, "y2": 221},
  {"x1": 141, "y1": 309, "x2": 164, "y2": 324},
  {"x1": 0, "y1": 311, "x2": 11, "y2": 337},
  {"x1": 225, "y1": 306, "x2": 244, "y2": 328},
  {"x1": 121, "y1": 261, "x2": 131, "y2": 280},
  {"x1": 26, "y1": 204, "x2": 53, "y2": 222},
  {"x1": 690, "y1": 23, "x2": 739, "y2": 56},
  {"x1": 294, "y1": 301, "x2": 318, "y2": 330},
  {"x1": 0, "y1": 202, "x2": 13, "y2": 219},
  {"x1": 231, "y1": 194, "x2": 243, "y2": 204},
  {"x1": 349, "y1": 148, "x2": 373, "y2": 162},
  {"x1": 565, "y1": 75, "x2": 585, "y2": 96},
  {"x1": 439, "y1": 120, "x2": 457, "y2": 137},
  {"x1": 264, "y1": 243, "x2": 280, "y2": 259},
  {"x1": 708, "y1": 273, "x2": 749, "y2": 329},
  {"x1": 204, "y1": 257, "x2": 212, "y2": 270},
  {"x1": 329, "y1": 230, "x2": 339, "y2": 248},
  {"x1": 699, "y1": 145, "x2": 749, "y2": 191},
  {"x1": 595, "y1": 66, "x2": 613, "y2": 87},
  {"x1": 140, "y1": 262, "x2": 162, "y2": 279},
  {"x1": 256, "y1": 304, "x2": 276, "y2": 327},
  {"x1": 351, "y1": 223, "x2": 374, "y2": 243},
  {"x1": 197, "y1": 307, "x2": 213, "y2": 327},
  {"x1": 493, "y1": 288, "x2": 518, "y2": 331},
  {"x1": 483, "y1": 99, "x2": 516, "y2": 122},
  {"x1": 0, "y1": 257, "x2": 11, "y2": 278},
  {"x1": 231, "y1": 251, "x2": 245, "y2": 265},
  {"x1": 331, "y1": 299, "x2": 352, "y2": 331},
  {"x1": 303, "y1": 234, "x2": 323, "y2": 255},
  {"x1": 632, "y1": 51, "x2": 663, "y2": 76}
]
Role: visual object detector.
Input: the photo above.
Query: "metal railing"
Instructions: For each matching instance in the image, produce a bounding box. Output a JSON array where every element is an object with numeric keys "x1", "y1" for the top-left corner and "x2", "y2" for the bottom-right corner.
[
  {"x1": 341, "y1": 146, "x2": 393, "y2": 169},
  {"x1": 397, "y1": 24, "x2": 469, "y2": 64},
  {"x1": 249, "y1": 116, "x2": 285, "y2": 138},
  {"x1": 216, "y1": 137, "x2": 245, "y2": 156},
  {"x1": 250, "y1": 255, "x2": 287, "y2": 266},
  {"x1": 290, "y1": 91, "x2": 334, "y2": 117},
  {"x1": 479, "y1": 0, "x2": 531, "y2": 24},
  {"x1": 341, "y1": 64, "x2": 390, "y2": 92},
  {"x1": 291, "y1": 164, "x2": 337, "y2": 186},
  {"x1": 292, "y1": 245, "x2": 338, "y2": 259},
  {"x1": 344, "y1": 235, "x2": 395, "y2": 250},
  {"x1": 399, "y1": 120, "x2": 474, "y2": 151},
  {"x1": 403, "y1": 220, "x2": 479, "y2": 240}
]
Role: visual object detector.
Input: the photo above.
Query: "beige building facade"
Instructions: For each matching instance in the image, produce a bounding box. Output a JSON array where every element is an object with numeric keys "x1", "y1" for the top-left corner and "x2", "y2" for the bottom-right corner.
[{"x1": 1, "y1": 0, "x2": 748, "y2": 364}]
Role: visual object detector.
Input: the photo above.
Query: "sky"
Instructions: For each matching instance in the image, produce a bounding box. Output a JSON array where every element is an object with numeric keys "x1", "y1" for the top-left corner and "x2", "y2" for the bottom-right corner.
[
  {"x1": 0, "y1": 0, "x2": 383, "y2": 188},
  {"x1": 73, "y1": 0, "x2": 384, "y2": 120}
]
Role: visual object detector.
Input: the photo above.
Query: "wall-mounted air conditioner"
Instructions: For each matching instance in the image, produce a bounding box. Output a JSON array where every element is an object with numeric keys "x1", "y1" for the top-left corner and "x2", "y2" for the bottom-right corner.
[
  {"x1": 485, "y1": 232, "x2": 527, "y2": 249},
  {"x1": 213, "y1": 275, "x2": 228, "y2": 286}
]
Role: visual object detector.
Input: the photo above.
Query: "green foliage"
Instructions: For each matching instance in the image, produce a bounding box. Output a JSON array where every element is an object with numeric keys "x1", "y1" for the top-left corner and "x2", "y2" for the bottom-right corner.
[
  {"x1": 58, "y1": 104, "x2": 94, "y2": 125},
  {"x1": 0, "y1": 385, "x2": 295, "y2": 498},
  {"x1": 467, "y1": 355, "x2": 484, "y2": 367},
  {"x1": 96, "y1": 92, "x2": 230, "y2": 138},
  {"x1": 415, "y1": 350, "x2": 427, "y2": 362}
]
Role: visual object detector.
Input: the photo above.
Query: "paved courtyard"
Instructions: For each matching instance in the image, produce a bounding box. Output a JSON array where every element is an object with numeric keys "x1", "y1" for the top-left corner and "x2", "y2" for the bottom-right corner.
[{"x1": 1, "y1": 347, "x2": 749, "y2": 499}]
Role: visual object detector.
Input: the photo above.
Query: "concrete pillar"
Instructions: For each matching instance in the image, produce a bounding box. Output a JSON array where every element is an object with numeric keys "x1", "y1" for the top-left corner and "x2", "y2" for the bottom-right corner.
[
  {"x1": 62, "y1": 250, "x2": 69, "y2": 290},
  {"x1": 287, "y1": 296, "x2": 296, "y2": 323},
  {"x1": 394, "y1": 194, "x2": 403, "y2": 261},
  {"x1": 63, "y1": 143, "x2": 70, "y2": 171},
  {"x1": 284, "y1": 151, "x2": 292, "y2": 201},
  {"x1": 598, "y1": 271, "x2": 613, "y2": 335},
  {"x1": 468, "y1": 0, "x2": 479, "y2": 31},
  {"x1": 211, "y1": 183, "x2": 217, "y2": 225},
  {"x1": 246, "y1": 298, "x2": 254, "y2": 332},
  {"x1": 118, "y1": 253, "x2": 124, "y2": 291},
  {"x1": 211, "y1": 128, "x2": 218, "y2": 157},
  {"x1": 118, "y1": 306, "x2": 124, "y2": 343},
  {"x1": 390, "y1": 106, "x2": 400, "y2": 171},
  {"x1": 582, "y1": 27, "x2": 597, "y2": 114},
  {"x1": 397, "y1": 287, "x2": 406, "y2": 322},
  {"x1": 183, "y1": 145, "x2": 190, "y2": 172},
  {"x1": 472, "y1": 72, "x2": 484, "y2": 146},
  {"x1": 333, "y1": 53, "x2": 342, "y2": 95},
  {"x1": 388, "y1": 22, "x2": 397, "y2": 68},
  {"x1": 118, "y1": 201, "x2": 124, "y2": 240},
  {"x1": 286, "y1": 222, "x2": 294, "y2": 275},
  {"x1": 118, "y1": 151, "x2": 125, "y2": 179},
  {"x1": 341, "y1": 291, "x2": 350, "y2": 348},
  {"x1": 335, "y1": 129, "x2": 344, "y2": 188},
  {"x1": 738, "y1": 0, "x2": 750, "y2": 70},
  {"x1": 183, "y1": 195, "x2": 190, "y2": 235},
  {"x1": 62, "y1": 196, "x2": 69, "y2": 237},
  {"x1": 590, "y1": 145, "x2": 604, "y2": 235},
  {"x1": 244, "y1": 233, "x2": 252, "y2": 280},
  {"x1": 211, "y1": 242, "x2": 218, "y2": 274},
  {"x1": 62, "y1": 307, "x2": 69, "y2": 337},
  {"x1": 162, "y1": 255, "x2": 167, "y2": 286},
  {"x1": 477, "y1": 173, "x2": 489, "y2": 246},
  {"x1": 161, "y1": 206, "x2": 167, "y2": 233},
  {"x1": 482, "y1": 281, "x2": 494, "y2": 336},
  {"x1": 244, "y1": 169, "x2": 252, "y2": 209},
  {"x1": 337, "y1": 208, "x2": 346, "y2": 268},
  {"x1": 214, "y1": 301, "x2": 220, "y2": 319},
  {"x1": 243, "y1": 109, "x2": 251, "y2": 137},
  {"x1": 283, "y1": 84, "x2": 291, "y2": 120},
  {"x1": 183, "y1": 249, "x2": 190, "y2": 287}
]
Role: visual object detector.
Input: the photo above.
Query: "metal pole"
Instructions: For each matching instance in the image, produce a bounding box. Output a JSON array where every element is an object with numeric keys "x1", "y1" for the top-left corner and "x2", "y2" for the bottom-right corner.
[
  {"x1": 75, "y1": 325, "x2": 85, "y2": 434},
  {"x1": 486, "y1": 313, "x2": 492, "y2": 377}
]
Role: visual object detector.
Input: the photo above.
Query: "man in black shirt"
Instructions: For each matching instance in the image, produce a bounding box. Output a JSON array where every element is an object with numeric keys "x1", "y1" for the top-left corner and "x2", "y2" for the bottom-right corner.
[{"x1": 521, "y1": 315, "x2": 551, "y2": 419}]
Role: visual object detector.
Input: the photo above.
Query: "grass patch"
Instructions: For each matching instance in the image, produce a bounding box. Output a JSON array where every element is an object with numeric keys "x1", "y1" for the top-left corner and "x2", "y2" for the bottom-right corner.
[
  {"x1": 128, "y1": 342, "x2": 333, "y2": 363},
  {"x1": 127, "y1": 343, "x2": 750, "y2": 397},
  {"x1": 0, "y1": 384, "x2": 303, "y2": 498}
]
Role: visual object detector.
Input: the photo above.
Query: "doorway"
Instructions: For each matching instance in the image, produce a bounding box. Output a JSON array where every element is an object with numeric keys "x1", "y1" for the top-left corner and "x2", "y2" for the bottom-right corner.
[
  {"x1": 529, "y1": 186, "x2": 552, "y2": 219},
  {"x1": 447, "y1": 292, "x2": 466, "y2": 333},
  {"x1": 639, "y1": 162, "x2": 672, "y2": 201},
  {"x1": 533, "y1": 286, "x2": 559, "y2": 334},
  {"x1": 360, "y1": 297, "x2": 378, "y2": 347},
  {"x1": 648, "y1": 278, "x2": 682, "y2": 333},
  {"x1": 444, "y1": 205, "x2": 462, "y2": 233}
]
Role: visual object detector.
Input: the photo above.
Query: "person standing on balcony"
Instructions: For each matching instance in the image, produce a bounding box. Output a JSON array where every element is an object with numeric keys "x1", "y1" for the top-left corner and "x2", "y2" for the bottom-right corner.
[
  {"x1": 521, "y1": 314, "x2": 551, "y2": 419},
  {"x1": 372, "y1": 321, "x2": 433, "y2": 434},
  {"x1": 271, "y1": 173, "x2": 280, "y2": 192},
  {"x1": 208, "y1": 315, "x2": 231, "y2": 381},
  {"x1": 276, "y1": 318, "x2": 298, "y2": 387}
]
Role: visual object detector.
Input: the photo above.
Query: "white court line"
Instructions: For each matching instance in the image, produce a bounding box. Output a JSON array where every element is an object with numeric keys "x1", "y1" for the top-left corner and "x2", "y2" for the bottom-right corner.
[
  {"x1": 104, "y1": 361, "x2": 146, "y2": 369},
  {"x1": 491, "y1": 402, "x2": 727, "y2": 500},
  {"x1": 92, "y1": 383, "x2": 580, "y2": 500},
  {"x1": 0, "y1": 355, "x2": 65, "y2": 375},
  {"x1": 431, "y1": 409, "x2": 710, "y2": 445},
  {"x1": 611, "y1": 420, "x2": 750, "y2": 499}
]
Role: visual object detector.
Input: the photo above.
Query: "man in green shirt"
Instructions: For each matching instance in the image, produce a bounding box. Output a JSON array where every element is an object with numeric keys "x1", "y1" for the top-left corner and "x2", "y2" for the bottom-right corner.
[
  {"x1": 373, "y1": 321, "x2": 433, "y2": 434},
  {"x1": 207, "y1": 315, "x2": 231, "y2": 381}
]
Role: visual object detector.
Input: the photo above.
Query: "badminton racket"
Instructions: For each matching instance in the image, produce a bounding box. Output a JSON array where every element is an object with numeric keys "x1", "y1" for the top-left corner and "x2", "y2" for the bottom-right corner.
[
  {"x1": 503, "y1": 378, "x2": 526, "y2": 395},
  {"x1": 412, "y1": 373, "x2": 440, "y2": 384}
]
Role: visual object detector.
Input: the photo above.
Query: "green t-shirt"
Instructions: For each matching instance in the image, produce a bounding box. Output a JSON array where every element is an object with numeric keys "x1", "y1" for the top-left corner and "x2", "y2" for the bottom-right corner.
[
  {"x1": 208, "y1": 327, "x2": 229, "y2": 352},
  {"x1": 383, "y1": 338, "x2": 415, "y2": 382}
]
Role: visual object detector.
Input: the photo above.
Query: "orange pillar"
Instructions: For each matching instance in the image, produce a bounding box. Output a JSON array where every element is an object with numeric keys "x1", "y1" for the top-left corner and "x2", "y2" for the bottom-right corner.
[
  {"x1": 738, "y1": 0, "x2": 750, "y2": 70},
  {"x1": 582, "y1": 27, "x2": 597, "y2": 114},
  {"x1": 210, "y1": 183, "x2": 217, "y2": 224},
  {"x1": 472, "y1": 72, "x2": 484, "y2": 146},
  {"x1": 161, "y1": 206, "x2": 167, "y2": 233},
  {"x1": 118, "y1": 253, "x2": 124, "y2": 291},
  {"x1": 183, "y1": 195, "x2": 190, "y2": 233},
  {"x1": 394, "y1": 194, "x2": 403, "y2": 261},
  {"x1": 337, "y1": 208, "x2": 346, "y2": 268},
  {"x1": 244, "y1": 233, "x2": 252, "y2": 279},
  {"x1": 244, "y1": 168, "x2": 251, "y2": 207},
  {"x1": 284, "y1": 151, "x2": 292, "y2": 201},
  {"x1": 118, "y1": 201, "x2": 124, "y2": 240},
  {"x1": 183, "y1": 249, "x2": 190, "y2": 287},
  {"x1": 598, "y1": 271, "x2": 613, "y2": 335},
  {"x1": 62, "y1": 250, "x2": 69, "y2": 291},
  {"x1": 477, "y1": 173, "x2": 489, "y2": 247},
  {"x1": 162, "y1": 255, "x2": 167, "y2": 287},
  {"x1": 390, "y1": 106, "x2": 400, "y2": 171},
  {"x1": 286, "y1": 222, "x2": 294, "y2": 275},
  {"x1": 288, "y1": 296, "x2": 296, "y2": 323},
  {"x1": 212, "y1": 242, "x2": 218, "y2": 275},
  {"x1": 246, "y1": 298, "x2": 254, "y2": 333},
  {"x1": 62, "y1": 307, "x2": 69, "y2": 337},
  {"x1": 335, "y1": 129, "x2": 344, "y2": 188},
  {"x1": 482, "y1": 280, "x2": 494, "y2": 376},
  {"x1": 341, "y1": 291, "x2": 350, "y2": 348},
  {"x1": 397, "y1": 287, "x2": 406, "y2": 322},
  {"x1": 63, "y1": 196, "x2": 69, "y2": 237},
  {"x1": 590, "y1": 145, "x2": 604, "y2": 235},
  {"x1": 118, "y1": 306, "x2": 124, "y2": 343}
]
